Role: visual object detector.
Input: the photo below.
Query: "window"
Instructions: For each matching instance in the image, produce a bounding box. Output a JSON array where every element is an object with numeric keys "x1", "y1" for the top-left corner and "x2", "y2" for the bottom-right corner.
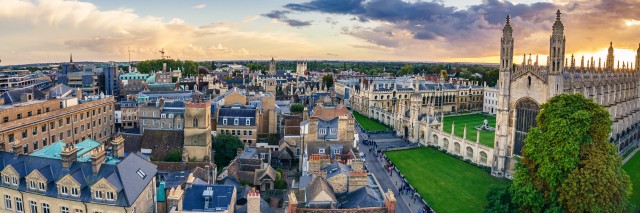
[
  {"x1": 222, "y1": 119, "x2": 227, "y2": 125},
  {"x1": 60, "y1": 186, "x2": 68, "y2": 195},
  {"x1": 16, "y1": 197, "x2": 23, "y2": 212},
  {"x1": 22, "y1": 130, "x2": 27, "y2": 138},
  {"x1": 32, "y1": 127, "x2": 37, "y2": 135},
  {"x1": 38, "y1": 182, "x2": 45, "y2": 191},
  {"x1": 27, "y1": 111, "x2": 32, "y2": 117},
  {"x1": 95, "y1": 191, "x2": 103, "y2": 199},
  {"x1": 106, "y1": 192, "x2": 114, "y2": 200},
  {"x1": 58, "y1": 133, "x2": 63, "y2": 140},
  {"x1": 243, "y1": 130, "x2": 247, "y2": 135},
  {"x1": 71, "y1": 187, "x2": 78, "y2": 196},
  {"x1": 136, "y1": 169, "x2": 146, "y2": 178},
  {"x1": 17, "y1": 114, "x2": 22, "y2": 119},
  {"x1": 3, "y1": 117, "x2": 8, "y2": 123},
  {"x1": 319, "y1": 149, "x2": 325, "y2": 154},
  {"x1": 41, "y1": 125, "x2": 46, "y2": 132},
  {"x1": 41, "y1": 203, "x2": 49, "y2": 213},
  {"x1": 8, "y1": 134, "x2": 14, "y2": 143},
  {"x1": 74, "y1": 209, "x2": 83, "y2": 213},
  {"x1": 29, "y1": 181, "x2": 35, "y2": 189},
  {"x1": 246, "y1": 119, "x2": 250, "y2": 125},
  {"x1": 193, "y1": 118, "x2": 199, "y2": 128},
  {"x1": 249, "y1": 131, "x2": 252, "y2": 136},
  {"x1": 61, "y1": 207, "x2": 69, "y2": 213},
  {"x1": 73, "y1": 115, "x2": 77, "y2": 122},
  {"x1": 58, "y1": 120, "x2": 62, "y2": 128},
  {"x1": 29, "y1": 201, "x2": 36, "y2": 213},
  {"x1": 12, "y1": 177, "x2": 18, "y2": 185},
  {"x1": 33, "y1": 141, "x2": 38, "y2": 150},
  {"x1": 330, "y1": 128, "x2": 336, "y2": 135},
  {"x1": 234, "y1": 119, "x2": 239, "y2": 125},
  {"x1": 66, "y1": 117, "x2": 70, "y2": 124},
  {"x1": 5, "y1": 195, "x2": 11, "y2": 209},
  {"x1": 319, "y1": 128, "x2": 326, "y2": 135},
  {"x1": 161, "y1": 114, "x2": 166, "y2": 118},
  {"x1": 3, "y1": 175, "x2": 9, "y2": 184},
  {"x1": 334, "y1": 149, "x2": 340, "y2": 154},
  {"x1": 67, "y1": 130, "x2": 71, "y2": 138}
]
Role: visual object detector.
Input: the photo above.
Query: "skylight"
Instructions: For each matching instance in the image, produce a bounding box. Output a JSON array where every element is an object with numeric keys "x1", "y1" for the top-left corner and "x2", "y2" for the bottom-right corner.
[{"x1": 136, "y1": 169, "x2": 146, "y2": 178}]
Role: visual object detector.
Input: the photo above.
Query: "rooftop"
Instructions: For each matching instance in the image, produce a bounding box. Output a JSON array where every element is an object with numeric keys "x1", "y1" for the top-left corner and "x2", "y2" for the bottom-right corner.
[{"x1": 30, "y1": 139, "x2": 121, "y2": 165}]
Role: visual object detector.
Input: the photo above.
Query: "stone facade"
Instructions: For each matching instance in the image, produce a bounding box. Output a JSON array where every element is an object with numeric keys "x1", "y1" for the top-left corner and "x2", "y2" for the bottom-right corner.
[
  {"x1": 183, "y1": 101, "x2": 212, "y2": 162},
  {"x1": 0, "y1": 96, "x2": 115, "y2": 153},
  {"x1": 492, "y1": 11, "x2": 640, "y2": 178}
]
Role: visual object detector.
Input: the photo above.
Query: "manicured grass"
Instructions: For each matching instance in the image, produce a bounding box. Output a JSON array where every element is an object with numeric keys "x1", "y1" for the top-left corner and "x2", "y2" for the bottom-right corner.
[
  {"x1": 443, "y1": 113, "x2": 496, "y2": 148},
  {"x1": 623, "y1": 150, "x2": 640, "y2": 208},
  {"x1": 352, "y1": 111, "x2": 389, "y2": 131},
  {"x1": 387, "y1": 147, "x2": 510, "y2": 213}
]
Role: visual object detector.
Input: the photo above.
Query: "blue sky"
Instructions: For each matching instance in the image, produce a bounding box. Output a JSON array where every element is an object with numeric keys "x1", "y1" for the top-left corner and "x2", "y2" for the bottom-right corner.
[{"x1": 0, "y1": 0, "x2": 638, "y2": 65}]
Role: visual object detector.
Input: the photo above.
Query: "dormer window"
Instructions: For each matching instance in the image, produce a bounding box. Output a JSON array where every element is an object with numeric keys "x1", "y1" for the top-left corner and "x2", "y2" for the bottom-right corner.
[
  {"x1": 71, "y1": 188, "x2": 78, "y2": 196},
  {"x1": 106, "y1": 192, "x2": 114, "y2": 201},
  {"x1": 38, "y1": 182, "x2": 45, "y2": 191},
  {"x1": 61, "y1": 186, "x2": 68, "y2": 195},
  {"x1": 246, "y1": 119, "x2": 250, "y2": 125},
  {"x1": 234, "y1": 119, "x2": 239, "y2": 125},
  {"x1": 12, "y1": 177, "x2": 18, "y2": 185},
  {"x1": 95, "y1": 191, "x2": 103, "y2": 199},
  {"x1": 3, "y1": 176, "x2": 9, "y2": 184},
  {"x1": 222, "y1": 119, "x2": 227, "y2": 125},
  {"x1": 29, "y1": 181, "x2": 36, "y2": 189}
]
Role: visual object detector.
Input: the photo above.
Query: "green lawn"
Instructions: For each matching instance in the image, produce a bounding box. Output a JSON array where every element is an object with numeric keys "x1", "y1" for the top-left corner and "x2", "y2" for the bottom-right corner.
[
  {"x1": 387, "y1": 147, "x2": 510, "y2": 213},
  {"x1": 352, "y1": 111, "x2": 389, "y2": 131},
  {"x1": 443, "y1": 113, "x2": 496, "y2": 148},
  {"x1": 623, "y1": 151, "x2": 640, "y2": 208}
]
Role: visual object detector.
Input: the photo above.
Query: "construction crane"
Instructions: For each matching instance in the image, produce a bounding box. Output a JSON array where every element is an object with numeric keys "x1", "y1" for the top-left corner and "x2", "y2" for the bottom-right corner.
[{"x1": 159, "y1": 48, "x2": 171, "y2": 59}]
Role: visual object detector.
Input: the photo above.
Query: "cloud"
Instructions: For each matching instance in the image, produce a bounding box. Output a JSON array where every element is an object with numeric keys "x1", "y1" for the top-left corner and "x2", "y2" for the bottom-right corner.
[
  {"x1": 262, "y1": 10, "x2": 312, "y2": 27},
  {"x1": 326, "y1": 53, "x2": 339, "y2": 56},
  {"x1": 0, "y1": 0, "x2": 320, "y2": 64},
  {"x1": 193, "y1": 4, "x2": 206, "y2": 9},
  {"x1": 274, "y1": 0, "x2": 640, "y2": 60}
]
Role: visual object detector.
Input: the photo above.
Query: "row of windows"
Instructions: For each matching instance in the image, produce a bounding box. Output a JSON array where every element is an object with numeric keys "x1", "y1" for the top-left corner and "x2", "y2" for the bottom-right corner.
[
  {"x1": 318, "y1": 128, "x2": 337, "y2": 135},
  {"x1": 222, "y1": 118, "x2": 251, "y2": 126},
  {"x1": 2, "y1": 108, "x2": 51, "y2": 123},
  {"x1": 221, "y1": 129, "x2": 253, "y2": 136},
  {"x1": 7, "y1": 116, "x2": 108, "y2": 143},
  {"x1": 142, "y1": 120, "x2": 183, "y2": 129},
  {"x1": 3, "y1": 194, "x2": 104, "y2": 213},
  {"x1": 318, "y1": 148, "x2": 341, "y2": 154}
]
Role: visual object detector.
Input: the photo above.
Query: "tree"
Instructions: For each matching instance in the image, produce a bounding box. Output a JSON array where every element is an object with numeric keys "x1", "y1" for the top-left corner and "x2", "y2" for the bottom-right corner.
[
  {"x1": 484, "y1": 185, "x2": 516, "y2": 213},
  {"x1": 511, "y1": 94, "x2": 632, "y2": 212},
  {"x1": 322, "y1": 74, "x2": 334, "y2": 89},
  {"x1": 164, "y1": 150, "x2": 182, "y2": 162},
  {"x1": 290, "y1": 103, "x2": 304, "y2": 114},
  {"x1": 398, "y1": 64, "x2": 414, "y2": 76},
  {"x1": 213, "y1": 134, "x2": 245, "y2": 172}
]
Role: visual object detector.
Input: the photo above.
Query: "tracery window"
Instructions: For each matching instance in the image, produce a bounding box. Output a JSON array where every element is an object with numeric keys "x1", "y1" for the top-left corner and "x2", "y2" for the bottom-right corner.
[{"x1": 514, "y1": 99, "x2": 539, "y2": 156}]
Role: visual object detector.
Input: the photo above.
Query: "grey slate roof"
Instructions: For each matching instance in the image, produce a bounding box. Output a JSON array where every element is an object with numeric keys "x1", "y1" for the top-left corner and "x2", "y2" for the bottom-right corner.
[
  {"x1": 1, "y1": 87, "x2": 47, "y2": 104},
  {"x1": 0, "y1": 152, "x2": 156, "y2": 207},
  {"x1": 339, "y1": 185, "x2": 385, "y2": 209},
  {"x1": 182, "y1": 184, "x2": 235, "y2": 211}
]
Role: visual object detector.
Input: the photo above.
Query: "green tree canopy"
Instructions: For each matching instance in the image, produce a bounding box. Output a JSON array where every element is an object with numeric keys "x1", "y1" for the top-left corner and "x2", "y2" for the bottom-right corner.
[
  {"x1": 290, "y1": 103, "x2": 304, "y2": 114},
  {"x1": 213, "y1": 134, "x2": 245, "y2": 172},
  {"x1": 484, "y1": 185, "x2": 516, "y2": 213},
  {"x1": 398, "y1": 64, "x2": 414, "y2": 76},
  {"x1": 512, "y1": 94, "x2": 632, "y2": 212},
  {"x1": 322, "y1": 74, "x2": 334, "y2": 89},
  {"x1": 134, "y1": 59, "x2": 198, "y2": 76}
]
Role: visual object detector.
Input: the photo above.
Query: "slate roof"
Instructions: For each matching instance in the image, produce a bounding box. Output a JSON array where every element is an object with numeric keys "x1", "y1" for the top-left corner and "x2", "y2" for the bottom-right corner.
[
  {"x1": 122, "y1": 133, "x2": 143, "y2": 153},
  {"x1": 48, "y1": 84, "x2": 74, "y2": 98},
  {"x1": 0, "y1": 152, "x2": 156, "y2": 207},
  {"x1": 305, "y1": 175, "x2": 337, "y2": 204},
  {"x1": 1, "y1": 87, "x2": 47, "y2": 104},
  {"x1": 217, "y1": 106, "x2": 257, "y2": 126},
  {"x1": 140, "y1": 129, "x2": 184, "y2": 160},
  {"x1": 339, "y1": 185, "x2": 385, "y2": 209},
  {"x1": 182, "y1": 184, "x2": 235, "y2": 211},
  {"x1": 321, "y1": 162, "x2": 350, "y2": 179}
]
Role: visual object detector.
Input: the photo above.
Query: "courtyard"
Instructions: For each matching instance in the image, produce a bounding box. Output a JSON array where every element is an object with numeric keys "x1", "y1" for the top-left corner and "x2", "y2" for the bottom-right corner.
[
  {"x1": 352, "y1": 110, "x2": 389, "y2": 131},
  {"x1": 443, "y1": 113, "x2": 496, "y2": 147},
  {"x1": 386, "y1": 147, "x2": 510, "y2": 213},
  {"x1": 623, "y1": 151, "x2": 640, "y2": 208}
]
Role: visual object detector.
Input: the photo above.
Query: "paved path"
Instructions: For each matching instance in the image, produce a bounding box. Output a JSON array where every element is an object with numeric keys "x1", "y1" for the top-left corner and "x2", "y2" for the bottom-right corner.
[
  {"x1": 623, "y1": 146, "x2": 639, "y2": 164},
  {"x1": 357, "y1": 126, "x2": 425, "y2": 213}
]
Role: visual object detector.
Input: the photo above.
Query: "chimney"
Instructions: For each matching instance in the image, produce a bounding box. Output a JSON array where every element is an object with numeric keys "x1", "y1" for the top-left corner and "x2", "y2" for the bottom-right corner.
[
  {"x1": 111, "y1": 134, "x2": 125, "y2": 158},
  {"x1": 90, "y1": 145, "x2": 106, "y2": 174},
  {"x1": 167, "y1": 187, "x2": 185, "y2": 211},
  {"x1": 247, "y1": 189, "x2": 261, "y2": 213},
  {"x1": 12, "y1": 139, "x2": 23, "y2": 158},
  {"x1": 385, "y1": 189, "x2": 397, "y2": 213},
  {"x1": 75, "y1": 88, "x2": 83, "y2": 100},
  {"x1": 61, "y1": 143, "x2": 78, "y2": 169},
  {"x1": 205, "y1": 165, "x2": 211, "y2": 184},
  {"x1": 185, "y1": 173, "x2": 195, "y2": 189},
  {"x1": 287, "y1": 191, "x2": 298, "y2": 213},
  {"x1": 163, "y1": 63, "x2": 167, "y2": 72}
]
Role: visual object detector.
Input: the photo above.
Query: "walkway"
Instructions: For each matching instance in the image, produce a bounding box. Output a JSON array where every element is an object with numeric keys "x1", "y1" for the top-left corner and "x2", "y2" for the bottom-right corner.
[
  {"x1": 358, "y1": 127, "x2": 425, "y2": 213},
  {"x1": 623, "y1": 147, "x2": 639, "y2": 165}
]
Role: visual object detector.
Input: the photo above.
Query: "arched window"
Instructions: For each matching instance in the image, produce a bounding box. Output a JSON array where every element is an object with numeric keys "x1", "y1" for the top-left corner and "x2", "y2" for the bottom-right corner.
[
  {"x1": 193, "y1": 117, "x2": 199, "y2": 128},
  {"x1": 480, "y1": 152, "x2": 488, "y2": 164},
  {"x1": 454, "y1": 142, "x2": 461, "y2": 154},
  {"x1": 466, "y1": 147, "x2": 474, "y2": 158},
  {"x1": 514, "y1": 99, "x2": 540, "y2": 156}
]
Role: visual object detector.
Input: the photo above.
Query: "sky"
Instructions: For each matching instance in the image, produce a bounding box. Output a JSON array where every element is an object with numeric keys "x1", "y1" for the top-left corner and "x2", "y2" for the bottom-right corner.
[{"x1": 0, "y1": 0, "x2": 639, "y2": 65}]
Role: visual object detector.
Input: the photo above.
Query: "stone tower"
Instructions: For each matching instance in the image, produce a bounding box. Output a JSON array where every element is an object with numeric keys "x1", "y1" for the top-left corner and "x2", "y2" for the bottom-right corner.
[
  {"x1": 296, "y1": 61, "x2": 308, "y2": 77},
  {"x1": 636, "y1": 43, "x2": 640, "y2": 72},
  {"x1": 183, "y1": 100, "x2": 212, "y2": 162},
  {"x1": 606, "y1": 42, "x2": 615, "y2": 70},
  {"x1": 492, "y1": 15, "x2": 514, "y2": 178},
  {"x1": 547, "y1": 10, "x2": 565, "y2": 98},
  {"x1": 410, "y1": 92, "x2": 422, "y2": 142},
  {"x1": 268, "y1": 57, "x2": 276, "y2": 75}
]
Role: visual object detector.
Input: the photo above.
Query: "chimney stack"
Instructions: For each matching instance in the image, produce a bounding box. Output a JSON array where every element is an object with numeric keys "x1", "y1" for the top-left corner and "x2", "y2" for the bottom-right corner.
[
  {"x1": 111, "y1": 134, "x2": 125, "y2": 158},
  {"x1": 90, "y1": 145, "x2": 106, "y2": 174},
  {"x1": 167, "y1": 187, "x2": 185, "y2": 211},
  {"x1": 385, "y1": 189, "x2": 397, "y2": 213},
  {"x1": 75, "y1": 88, "x2": 83, "y2": 100},
  {"x1": 12, "y1": 139, "x2": 23, "y2": 158},
  {"x1": 61, "y1": 143, "x2": 78, "y2": 169},
  {"x1": 247, "y1": 189, "x2": 261, "y2": 213}
]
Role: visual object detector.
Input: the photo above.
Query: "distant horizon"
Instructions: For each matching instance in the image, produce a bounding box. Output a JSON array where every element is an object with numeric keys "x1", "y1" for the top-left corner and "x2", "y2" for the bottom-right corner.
[{"x1": 0, "y1": 0, "x2": 638, "y2": 65}]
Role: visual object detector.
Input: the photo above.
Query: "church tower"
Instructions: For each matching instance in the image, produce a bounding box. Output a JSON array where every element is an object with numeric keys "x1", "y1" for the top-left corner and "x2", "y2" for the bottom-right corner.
[
  {"x1": 493, "y1": 15, "x2": 514, "y2": 178},
  {"x1": 268, "y1": 57, "x2": 276, "y2": 75},
  {"x1": 606, "y1": 42, "x2": 615, "y2": 70},
  {"x1": 547, "y1": 10, "x2": 565, "y2": 97}
]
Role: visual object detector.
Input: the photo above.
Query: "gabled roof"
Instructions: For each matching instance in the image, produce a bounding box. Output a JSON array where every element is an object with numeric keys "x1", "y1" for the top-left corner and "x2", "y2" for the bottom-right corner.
[
  {"x1": 305, "y1": 175, "x2": 337, "y2": 203},
  {"x1": 1, "y1": 87, "x2": 47, "y2": 105},
  {"x1": 339, "y1": 185, "x2": 385, "y2": 209}
]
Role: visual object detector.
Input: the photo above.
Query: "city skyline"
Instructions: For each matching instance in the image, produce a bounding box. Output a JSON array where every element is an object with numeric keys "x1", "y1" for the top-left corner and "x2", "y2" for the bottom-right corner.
[{"x1": 0, "y1": 0, "x2": 639, "y2": 65}]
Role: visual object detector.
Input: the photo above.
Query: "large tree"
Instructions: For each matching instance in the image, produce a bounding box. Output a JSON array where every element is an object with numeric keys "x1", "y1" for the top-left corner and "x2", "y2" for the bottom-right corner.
[
  {"x1": 322, "y1": 74, "x2": 334, "y2": 89},
  {"x1": 213, "y1": 134, "x2": 245, "y2": 171},
  {"x1": 512, "y1": 94, "x2": 632, "y2": 212}
]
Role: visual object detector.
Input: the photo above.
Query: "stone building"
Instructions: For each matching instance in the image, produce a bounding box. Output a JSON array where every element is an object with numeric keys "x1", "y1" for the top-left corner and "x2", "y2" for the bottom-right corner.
[
  {"x1": 120, "y1": 100, "x2": 139, "y2": 129},
  {"x1": 183, "y1": 99, "x2": 212, "y2": 162},
  {"x1": 217, "y1": 147, "x2": 277, "y2": 192},
  {"x1": 301, "y1": 103, "x2": 356, "y2": 158},
  {"x1": 217, "y1": 104, "x2": 259, "y2": 146},
  {"x1": 0, "y1": 90, "x2": 115, "y2": 153},
  {"x1": 492, "y1": 11, "x2": 640, "y2": 178},
  {"x1": 0, "y1": 138, "x2": 157, "y2": 213},
  {"x1": 482, "y1": 84, "x2": 498, "y2": 115},
  {"x1": 138, "y1": 99, "x2": 186, "y2": 133}
]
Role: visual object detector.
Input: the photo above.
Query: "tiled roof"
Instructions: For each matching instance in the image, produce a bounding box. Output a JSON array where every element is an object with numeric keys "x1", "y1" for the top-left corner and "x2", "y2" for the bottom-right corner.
[
  {"x1": 140, "y1": 129, "x2": 184, "y2": 160},
  {"x1": 1, "y1": 87, "x2": 47, "y2": 105},
  {"x1": 311, "y1": 104, "x2": 350, "y2": 120}
]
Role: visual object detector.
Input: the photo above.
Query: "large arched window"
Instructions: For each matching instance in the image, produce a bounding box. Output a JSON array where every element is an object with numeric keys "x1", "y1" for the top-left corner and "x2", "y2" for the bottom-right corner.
[
  {"x1": 514, "y1": 99, "x2": 539, "y2": 156},
  {"x1": 193, "y1": 117, "x2": 199, "y2": 128}
]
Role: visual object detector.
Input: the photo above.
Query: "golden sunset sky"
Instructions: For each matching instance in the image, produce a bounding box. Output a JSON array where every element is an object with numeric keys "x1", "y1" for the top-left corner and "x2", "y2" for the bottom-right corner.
[{"x1": 0, "y1": 0, "x2": 638, "y2": 65}]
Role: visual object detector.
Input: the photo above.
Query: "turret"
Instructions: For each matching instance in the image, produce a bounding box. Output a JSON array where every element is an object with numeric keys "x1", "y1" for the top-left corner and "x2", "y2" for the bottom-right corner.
[
  {"x1": 606, "y1": 42, "x2": 615, "y2": 70},
  {"x1": 500, "y1": 15, "x2": 514, "y2": 72},
  {"x1": 548, "y1": 10, "x2": 565, "y2": 74},
  {"x1": 636, "y1": 43, "x2": 640, "y2": 72}
]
